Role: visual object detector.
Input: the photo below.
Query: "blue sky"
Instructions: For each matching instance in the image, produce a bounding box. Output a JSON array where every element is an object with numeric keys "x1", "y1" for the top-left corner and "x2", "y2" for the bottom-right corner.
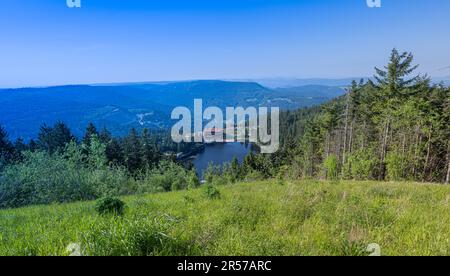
[{"x1": 1, "y1": 0, "x2": 450, "y2": 88}]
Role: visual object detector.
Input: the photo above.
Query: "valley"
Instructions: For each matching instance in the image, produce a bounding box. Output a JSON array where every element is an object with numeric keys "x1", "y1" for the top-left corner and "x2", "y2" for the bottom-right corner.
[{"x1": 0, "y1": 81, "x2": 345, "y2": 140}]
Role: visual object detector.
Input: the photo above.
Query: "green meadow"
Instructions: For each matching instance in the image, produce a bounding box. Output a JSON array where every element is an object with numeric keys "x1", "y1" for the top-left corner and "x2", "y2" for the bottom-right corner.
[{"x1": 1, "y1": 180, "x2": 449, "y2": 256}]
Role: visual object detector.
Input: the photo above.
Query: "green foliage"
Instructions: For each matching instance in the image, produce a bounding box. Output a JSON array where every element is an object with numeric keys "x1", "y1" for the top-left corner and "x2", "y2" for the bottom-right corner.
[
  {"x1": 386, "y1": 150, "x2": 408, "y2": 181},
  {"x1": 141, "y1": 128, "x2": 160, "y2": 170},
  {"x1": 1, "y1": 180, "x2": 449, "y2": 256},
  {"x1": 81, "y1": 214, "x2": 192, "y2": 256},
  {"x1": 123, "y1": 128, "x2": 143, "y2": 174},
  {"x1": 204, "y1": 184, "x2": 221, "y2": 199},
  {"x1": 95, "y1": 197, "x2": 126, "y2": 216},
  {"x1": 344, "y1": 148, "x2": 378, "y2": 180},
  {"x1": 244, "y1": 170, "x2": 265, "y2": 182},
  {"x1": 0, "y1": 126, "x2": 14, "y2": 169},
  {"x1": 0, "y1": 150, "x2": 134, "y2": 208},
  {"x1": 203, "y1": 162, "x2": 216, "y2": 184},
  {"x1": 135, "y1": 160, "x2": 192, "y2": 194},
  {"x1": 186, "y1": 169, "x2": 200, "y2": 189},
  {"x1": 323, "y1": 155, "x2": 339, "y2": 181},
  {"x1": 82, "y1": 123, "x2": 98, "y2": 147},
  {"x1": 86, "y1": 134, "x2": 107, "y2": 170},
  {"x1": 275, "y1": 49, "x2": 449, "y2": 183},
  {"x1": 37, "y1": 122, "x2": 74, "y2": 154}
]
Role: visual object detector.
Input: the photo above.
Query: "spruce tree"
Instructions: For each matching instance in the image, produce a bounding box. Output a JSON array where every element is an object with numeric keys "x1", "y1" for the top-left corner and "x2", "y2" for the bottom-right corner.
[
  {"x1": 0, "y1": 125, "x2": 14, "y2": 167},
  {"x1": 99, "y1": 127, "x2": 112, "y2": 144},
  {"x1": 141, "y1": 128, "x2": 160, "y2": 169},
  {"x1": 374, "y1": 48, "x2": 420, "y2": 97},
  {"x1": 105, "y1": 138, "x2": 124, "y2": 166},
  {"x1": 38, "y1": 122, "x2": 74, "y2": 154},
  {"x1": 83, "y1": 123, "x2": 98, "y2": 146},
  {"x1": 123, "y1": 128, "x2": 143, "y2": 173}
]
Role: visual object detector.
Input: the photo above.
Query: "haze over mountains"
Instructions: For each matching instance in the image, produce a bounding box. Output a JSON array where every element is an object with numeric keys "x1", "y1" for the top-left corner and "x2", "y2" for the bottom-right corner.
[{"x1": 0, "y1": 80, "x2": 347, "y2": 140}]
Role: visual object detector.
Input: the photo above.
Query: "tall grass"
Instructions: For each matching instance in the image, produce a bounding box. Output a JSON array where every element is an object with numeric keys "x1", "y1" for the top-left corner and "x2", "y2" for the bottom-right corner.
[{"x1": 0, "y1": 180, "x2": 449, "y2": 256}]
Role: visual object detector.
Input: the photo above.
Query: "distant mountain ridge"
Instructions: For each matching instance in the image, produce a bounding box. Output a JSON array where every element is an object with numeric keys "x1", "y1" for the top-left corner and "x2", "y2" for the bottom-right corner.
[
  {"x1": 0, "y1": 80, "x2": 345, "y2": 140},
  {"x1": 246, "y1": 77, "x2": 450, "y2": 88}
]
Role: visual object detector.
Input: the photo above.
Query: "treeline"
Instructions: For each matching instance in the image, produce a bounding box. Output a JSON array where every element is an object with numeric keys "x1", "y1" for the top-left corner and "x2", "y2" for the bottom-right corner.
[
  {"x1": 199, "y1": 51, "x2": 449, "y2": 184},
  {"x1": 0, "y1": 123, "x2": 200, "y2": 209},
  {"x1": 275, "y1": 49, "x2": 450, "y2": 183}
]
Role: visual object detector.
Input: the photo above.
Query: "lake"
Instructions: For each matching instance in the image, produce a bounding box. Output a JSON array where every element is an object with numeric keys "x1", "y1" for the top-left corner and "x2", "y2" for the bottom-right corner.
[{"x1": 192, "y1": 143, "x2": 254, "y2": 177}]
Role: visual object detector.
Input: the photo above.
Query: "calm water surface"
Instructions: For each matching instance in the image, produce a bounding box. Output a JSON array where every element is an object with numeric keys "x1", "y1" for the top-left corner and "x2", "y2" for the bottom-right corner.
[{"x1": 192, "y1": 143, "x2": 253, "y2": 177}]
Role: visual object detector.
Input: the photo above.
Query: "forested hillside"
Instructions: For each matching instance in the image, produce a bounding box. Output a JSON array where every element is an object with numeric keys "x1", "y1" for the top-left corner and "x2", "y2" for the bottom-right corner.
[{"x1": 274, "y1": 49, "x2": 449, "y2": 183}]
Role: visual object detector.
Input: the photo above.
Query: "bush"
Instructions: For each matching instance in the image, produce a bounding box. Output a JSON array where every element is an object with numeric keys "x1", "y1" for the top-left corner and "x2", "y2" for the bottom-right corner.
[
  {"x1": 204, "y1": 184, "x2": 221, "y2": 200},
  {"x1": 203, "y1": 163, "x2": 217, "y2": 184},
  {"x1": 0, "y1": 151, "x2": 136, "y2": 209},
  {"x1": 244, "y1": 170, "x2": 265, "y2": 182},
  {"x1": 95, "y1": 197, "x2": 126, "y2": 216},
  {"x1": 187, "y1": 170, "x2": 200, "y2": 189},
  {"x1": 138, "y1": 161, "x2": 190, "y2": 193},
  {"x1": 386, "y1": 150, "x2": 407, "y2": 181},
  {"x1": 344, "y1": 148, "x2": 377, "y2": 180}
]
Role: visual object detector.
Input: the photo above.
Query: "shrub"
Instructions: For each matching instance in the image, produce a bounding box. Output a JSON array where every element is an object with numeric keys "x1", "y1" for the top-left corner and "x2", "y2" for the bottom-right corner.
[
  {"x1": 244, "y1": 170, "x2": 265, "y2": 182},
  {"x1": 187, "y1": 170, "x2": 200, "y2": 189},
  {"x1": 204, "y1": 184, "x2": 221, "y2": 200},
  {"x1": 324, "y1": 155, "x2": 339, "y2": 181},
  {"x1": 139, "y1": 161, "x2": 189, "y2": 193},
  {"x1": 95, "y1": 197, "x2": 126, "y2": 216},
  {"x1": 386, "y1": 150, "x2": 407, "y2": 181},
  {"x1": 203, "y1": 163, "x2": 217, "y2": 184},
  {"x1": 345, "y1": 148, "x2": 377, "y2": 180}
]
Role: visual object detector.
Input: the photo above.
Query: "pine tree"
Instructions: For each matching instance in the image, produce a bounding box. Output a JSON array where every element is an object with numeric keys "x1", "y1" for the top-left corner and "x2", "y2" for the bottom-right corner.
[
  {"x1": 230, "y1": 157, "x2": 241, "y2": 181},
  {"x1": 0, "y1": 125, "x2": 14, "y2": 167},
  {"x1": 38, "y1": 122, "x2": 74, "y2": 154},
  {"x1": 123, "y1": 128, "x2": 143, "y2": 173},
  {"x1": 105, "y1": 138, "x2": 124, "y2": 166},
  {"x1": 13, "y1": 138, "x2": 27, "y2": 162},
  {"x1": 29, "y1": 139, "x2": 38, "y2": 152},
  {"x1": 374, "y1": 48, "x2": 420, "y2": 97},
  {"x1": 99, "y1": 127, "x2": 112, "y2": 144},
  {"x1": 141, "y1": 128, "x2": 160, "y2": 169},
  {"x1": 83, "y1": 123, "x2": 98, "y2": 146}
]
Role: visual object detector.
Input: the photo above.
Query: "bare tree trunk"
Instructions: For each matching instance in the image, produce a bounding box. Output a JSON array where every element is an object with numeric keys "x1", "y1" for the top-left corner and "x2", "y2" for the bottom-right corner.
[
  {"x1": 379, "y1": 119, "x2": 390, "y2": 180},
  {"x1": 349, "y1": 119, "x2": 355, "y2": 154},
  {"x1": 446, "y1": 158, "x2": 450, "y2": 184},
  {"x1": 412, "y1": 124, "x2": 421, "y2": 178},
  {"x1": 342, "y1": 92, "x2": 350, "y2": 167},
  {"x1": 423, "y1": 126, "x2": 432, "y2": 182},
  {"x1": 361, "y1": 120, "x2": 367, "y2": 150}
]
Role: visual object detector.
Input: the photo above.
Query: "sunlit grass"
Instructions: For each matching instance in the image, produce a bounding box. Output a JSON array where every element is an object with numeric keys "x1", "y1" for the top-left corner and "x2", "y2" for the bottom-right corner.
[{"x1": 0, "y1": 180, "x2": 449, "y2": 256}]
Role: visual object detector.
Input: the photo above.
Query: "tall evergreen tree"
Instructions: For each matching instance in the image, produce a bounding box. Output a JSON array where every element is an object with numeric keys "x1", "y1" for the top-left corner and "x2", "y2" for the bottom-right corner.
[
  {"x1": 374, "y1": 48, "x2": 420, "y2": 97},
  {"x1": 123, "y1": 128, "x2": 143, "y2": 173},
  {"x1": 99, "y1": 127, "x2": 112, "y2": 144},
  {"x1": 0, "y1": 125, "x2": 14, "y2": 167},
  {"x1": 105, "y1": 138, "x2": 124, "y2": 167},
  {"x1": 82, "y1": 123, "x2": 98, "y2": 146},
  {"x1": 141, "y1": 128, "x2": 160, "y2": 169},
  {"x1": 38, "y1": 122, "x2": 74, "y2": 154}
]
